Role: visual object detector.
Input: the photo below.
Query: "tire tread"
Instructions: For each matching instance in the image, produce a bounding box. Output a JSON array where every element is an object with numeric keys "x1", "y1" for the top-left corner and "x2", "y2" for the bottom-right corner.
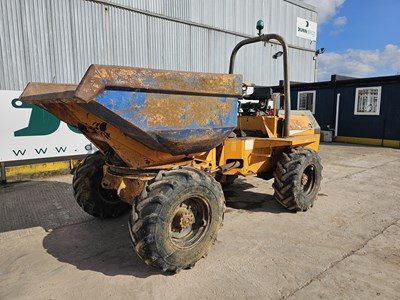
[
  {"x1": 129, "y1": 166, "x2": 224, "y2": 272},
  {"x1": 273, "y1": 147, "x2": 322, "y2": 211}
]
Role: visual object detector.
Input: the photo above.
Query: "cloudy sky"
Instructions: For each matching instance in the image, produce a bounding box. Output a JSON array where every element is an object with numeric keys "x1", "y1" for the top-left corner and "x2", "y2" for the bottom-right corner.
[{"x1": 302, "y1": 0, "x2": 400, "y2": 81}]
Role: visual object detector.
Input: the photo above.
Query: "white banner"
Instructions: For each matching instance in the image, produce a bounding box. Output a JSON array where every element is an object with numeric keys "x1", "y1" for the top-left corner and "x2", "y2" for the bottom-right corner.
[
  {"x1": 296, "y1": 17, "x2": 317, "y2": 41},
  {"x1": 0, "y1": 90, "x2": 96, "y2": 162}
]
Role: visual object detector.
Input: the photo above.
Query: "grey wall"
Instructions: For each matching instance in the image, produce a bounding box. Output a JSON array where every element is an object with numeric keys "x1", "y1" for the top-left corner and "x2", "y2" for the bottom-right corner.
[{"x1": 0, "y1": 0, "x2": 317, "y2": 90}]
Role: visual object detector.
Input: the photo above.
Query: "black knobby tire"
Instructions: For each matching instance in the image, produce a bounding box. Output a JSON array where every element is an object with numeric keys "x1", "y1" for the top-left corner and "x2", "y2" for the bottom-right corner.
[
  {"x1": 272, "y1": 147, "x2": 322, "y2": 211},
  {"x1": 129, "y1": 166, "x2": 225, "y2": 273},
  {"x1": 73, "y1": 152, "x2": 130, "y2": 218}
]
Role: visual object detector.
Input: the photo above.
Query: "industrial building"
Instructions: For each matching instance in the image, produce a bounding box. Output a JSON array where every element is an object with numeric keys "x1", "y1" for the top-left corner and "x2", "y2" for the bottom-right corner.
[
  {"x1": 0, "y1": 0, "x2": 318, "y2": 90},
  {"x1": 0, "y1": 0, "x2": 319, "y2": 181}
]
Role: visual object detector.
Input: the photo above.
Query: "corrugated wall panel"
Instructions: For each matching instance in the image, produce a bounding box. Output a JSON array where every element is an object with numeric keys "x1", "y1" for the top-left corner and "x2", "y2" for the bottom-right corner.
[
  {"x1": 49, "y1": 0, "x2": 75, "y2": 84},
  {"x1": 107, "y1": 0, "x2": 315, "y2": 45},
  {"x1": 0, "y1": 0, "x2": 27, "y2": 89},
  {"x1": 0, "y1": 0, "x2": 317, "y2": 90}
]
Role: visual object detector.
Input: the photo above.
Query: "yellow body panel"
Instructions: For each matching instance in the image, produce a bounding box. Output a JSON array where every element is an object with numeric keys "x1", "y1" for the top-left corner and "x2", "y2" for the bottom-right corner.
[
  {"x1": 215, "y1": 113, "x2": 320, "y2": 176},
  {"x1": 218, "y1": 134, "x2": 320, "y2": 176},
  {"x1": 237, "y1": 116, "x2": 280, "y2": 137}
]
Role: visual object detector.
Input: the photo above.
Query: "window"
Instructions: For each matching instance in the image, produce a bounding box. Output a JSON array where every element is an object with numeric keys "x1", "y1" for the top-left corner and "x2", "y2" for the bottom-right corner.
[
  {"x1": 354, "y1": 87, "x2": 381, "y2": 115},
  {"x1": 297, "y1": 91, "x2": 316, "y2": 113}
]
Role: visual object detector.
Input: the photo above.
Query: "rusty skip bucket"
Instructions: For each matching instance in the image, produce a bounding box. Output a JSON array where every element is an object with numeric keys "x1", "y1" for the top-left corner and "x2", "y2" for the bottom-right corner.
[{"x1": 20, "y1": 65, "x2": 243, "y2": 168}]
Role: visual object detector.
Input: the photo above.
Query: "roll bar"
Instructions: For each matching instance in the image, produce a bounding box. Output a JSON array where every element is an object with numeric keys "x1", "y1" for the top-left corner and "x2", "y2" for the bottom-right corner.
[{"x1": 229, "y1": 34, "x2": 291, "y2": 137}]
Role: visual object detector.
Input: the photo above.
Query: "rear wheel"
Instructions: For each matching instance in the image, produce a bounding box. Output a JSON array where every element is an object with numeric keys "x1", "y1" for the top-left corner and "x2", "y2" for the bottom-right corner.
[
  {"x1": 129, "y1": 166, "x2": 225, "y2": 272},
  {"x1": 73, "y1": 152, "x2": 130, "y2": 218},
  {"x1": 273, "y1": 147, "x2": 322, "y2": 211}
]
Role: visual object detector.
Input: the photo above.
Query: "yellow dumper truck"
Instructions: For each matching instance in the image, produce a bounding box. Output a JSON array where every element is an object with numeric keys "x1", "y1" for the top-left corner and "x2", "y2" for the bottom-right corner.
[{"x1": 20, "y1": 30, "x2": 322, "y2": 273}]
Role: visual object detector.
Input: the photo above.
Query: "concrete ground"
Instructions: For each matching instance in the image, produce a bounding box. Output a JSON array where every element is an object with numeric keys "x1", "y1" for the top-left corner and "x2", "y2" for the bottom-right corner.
[{"x1": 0, "y1": 143, "x2": 399, "y2": 300}]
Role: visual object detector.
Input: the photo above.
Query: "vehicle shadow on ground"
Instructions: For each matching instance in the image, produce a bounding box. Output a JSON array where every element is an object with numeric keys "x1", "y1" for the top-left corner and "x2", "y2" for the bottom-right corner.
[
  {"x1": 40, "y1": 179, "x2": 290, "y2": 278},
  {"x1": 223, "y1": 179, "x2": 292, "y2": 214},
  {"x1": 2, "y1": 178, "x2": 289, "y2": 278},
  {"x1": 0, "y1": 180, "x2": 160, "y2": 278},
  {"x1": 42, "y1": 215, "x2": 161, "y2": 278}
]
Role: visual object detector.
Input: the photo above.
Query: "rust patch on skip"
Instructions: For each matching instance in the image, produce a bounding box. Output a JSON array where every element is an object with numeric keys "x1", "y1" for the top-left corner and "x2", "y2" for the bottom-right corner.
[
  {"x1": 75, "y1": 65, "x2": 243, "y2": 102},
  {"x1": 19, "y1": 83, "x2": 81, "y2": 104},
  {"x1": 135, "y1": 94, "x2": 235, "y2": 128}
]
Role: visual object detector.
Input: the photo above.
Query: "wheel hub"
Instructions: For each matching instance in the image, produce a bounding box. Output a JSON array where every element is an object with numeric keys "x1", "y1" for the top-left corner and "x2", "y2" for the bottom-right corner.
[
  {"x1": 173, "y1": 208, "x2": 195, "y2": 231},
  {"x1": 301, "y1": 173, "x2": 309, "y2": 186},
  {"x1": 168, "y1": 196, "x2": 212, "y2": 249}
]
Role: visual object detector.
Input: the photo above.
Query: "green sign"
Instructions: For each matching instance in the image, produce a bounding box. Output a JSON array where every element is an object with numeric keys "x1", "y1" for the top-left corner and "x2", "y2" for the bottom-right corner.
[{"x1": 12, "y1": 99, "x2": 81, "y2": 136}]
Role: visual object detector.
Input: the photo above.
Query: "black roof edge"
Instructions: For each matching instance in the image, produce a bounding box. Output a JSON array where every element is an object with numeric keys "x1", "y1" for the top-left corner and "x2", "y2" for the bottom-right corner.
[{"x1": 273, "y1": 74, "x2": 400, "y2": 91}]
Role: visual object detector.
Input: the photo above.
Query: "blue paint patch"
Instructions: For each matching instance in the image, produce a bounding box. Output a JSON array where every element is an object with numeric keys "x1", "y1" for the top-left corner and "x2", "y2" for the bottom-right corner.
[
  {"x1": 95, "y1": 89, "x2": 239, "y2": 154},
  {"x1": 96, "y1": 90, "x2": 149, "y2": 127}
]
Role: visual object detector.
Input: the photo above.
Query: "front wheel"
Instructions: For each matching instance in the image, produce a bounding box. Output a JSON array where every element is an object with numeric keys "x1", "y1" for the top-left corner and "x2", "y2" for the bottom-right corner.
[
  {"x1": 272, "y1": 147, "x2": 322, "y2": 211},
  {"x1": 129, "y1": 166, "x2": 225, "y2": 272}
]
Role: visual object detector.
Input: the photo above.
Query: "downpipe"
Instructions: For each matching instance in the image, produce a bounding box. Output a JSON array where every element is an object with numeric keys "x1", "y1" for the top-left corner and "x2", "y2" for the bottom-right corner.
[{"x1": 335, "y1": 93, "x2": 340, "y2": 137}]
